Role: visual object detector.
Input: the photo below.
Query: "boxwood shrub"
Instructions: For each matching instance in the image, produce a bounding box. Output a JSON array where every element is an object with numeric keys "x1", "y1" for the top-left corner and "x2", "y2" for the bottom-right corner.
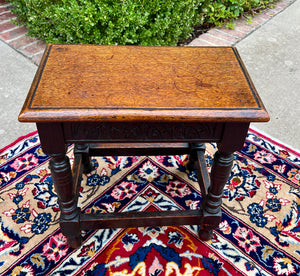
[
  {"x1": 8, "y1": 0, "x2": 277, "y2": 46},
  {"x1": 8, "y1": 0, "x2": 204, "y2": 45}
]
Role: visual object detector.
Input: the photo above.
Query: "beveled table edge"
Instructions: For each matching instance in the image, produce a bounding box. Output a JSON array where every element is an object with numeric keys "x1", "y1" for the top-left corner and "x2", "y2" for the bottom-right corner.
[{"x1": 18, "y1": 108, "x2": 270, "y2": 123}]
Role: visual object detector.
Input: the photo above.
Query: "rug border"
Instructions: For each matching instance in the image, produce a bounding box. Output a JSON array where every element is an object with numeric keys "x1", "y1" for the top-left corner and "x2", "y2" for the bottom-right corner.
[
  {"x1": 0, "y1": 131, "x2": 38, "y2": 154},
  {"x1": 249, "y1": 127, "x2": 300, "y2": 156}
]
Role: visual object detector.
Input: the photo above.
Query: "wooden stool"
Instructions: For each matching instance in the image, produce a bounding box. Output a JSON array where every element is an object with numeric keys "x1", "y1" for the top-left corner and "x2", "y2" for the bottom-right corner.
[{"x1": 19, "y1": 45, "x2": 269, "y2": 248}]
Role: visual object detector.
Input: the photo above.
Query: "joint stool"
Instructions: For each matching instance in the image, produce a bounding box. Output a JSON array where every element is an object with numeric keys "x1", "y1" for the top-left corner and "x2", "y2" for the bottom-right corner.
[{"x1": 19, "y1": 45, "x2": 269, "y2": 248}]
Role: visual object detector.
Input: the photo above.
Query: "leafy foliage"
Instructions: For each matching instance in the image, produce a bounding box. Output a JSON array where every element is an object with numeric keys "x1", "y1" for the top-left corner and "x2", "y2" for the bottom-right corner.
[
  {"x1": 201, "y1": 0, "x2": 277, "y2": 28},
  {"x1": 8, "y1": 0, "x2": 277, "y2": 45}
]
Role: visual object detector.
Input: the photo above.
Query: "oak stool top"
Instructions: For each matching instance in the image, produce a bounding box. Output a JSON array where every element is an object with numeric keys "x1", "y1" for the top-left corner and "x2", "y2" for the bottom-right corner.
[{"x1": 19, "y1": 44, "x2": 269, "y2": 123}]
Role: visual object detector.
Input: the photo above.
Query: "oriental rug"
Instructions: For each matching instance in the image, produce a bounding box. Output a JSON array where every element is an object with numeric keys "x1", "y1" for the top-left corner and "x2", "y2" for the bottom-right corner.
[{"x1": 0, "y1": 129, "x2": 299, "y2": 276}]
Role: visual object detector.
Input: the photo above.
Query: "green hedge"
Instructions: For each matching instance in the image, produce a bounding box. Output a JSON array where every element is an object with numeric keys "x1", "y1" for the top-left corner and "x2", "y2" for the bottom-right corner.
[
  {"x1": 9, "y1": 0, "x2": 276, "y2": 46},
  {"x1": 202, "y1": 0, "x2": 277, "y2": 28}
]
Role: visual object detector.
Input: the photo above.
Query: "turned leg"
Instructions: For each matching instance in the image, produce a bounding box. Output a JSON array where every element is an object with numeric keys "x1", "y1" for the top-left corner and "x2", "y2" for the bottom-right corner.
[
  {"x1": 199, "y1": 150, "x2": 234, "y2": 240},
  {"x1": 50, "y1": 153, "x2": 82, "y2": 248},
  {"x1": 36, "y1": 123, "x2": 82, "y2": 248}
]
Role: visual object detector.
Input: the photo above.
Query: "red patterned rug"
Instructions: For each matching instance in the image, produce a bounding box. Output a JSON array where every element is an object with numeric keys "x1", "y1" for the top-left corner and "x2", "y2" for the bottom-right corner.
[{"x1": 0, "y1": 129, "x2": 299, "y2": 275}]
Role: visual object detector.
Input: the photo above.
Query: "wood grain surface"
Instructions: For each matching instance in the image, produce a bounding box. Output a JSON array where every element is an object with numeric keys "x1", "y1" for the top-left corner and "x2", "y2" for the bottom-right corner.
[{"x1": 19, "y1": 44, "x2": 269, "y2": 122}]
